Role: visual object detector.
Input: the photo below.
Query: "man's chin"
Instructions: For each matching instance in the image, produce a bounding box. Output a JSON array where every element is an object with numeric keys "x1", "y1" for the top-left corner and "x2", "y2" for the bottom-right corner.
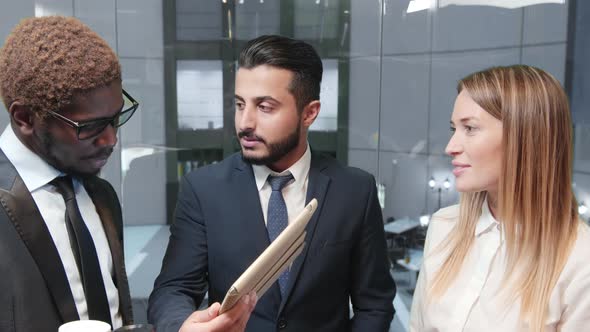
[
  {"x1": 241, "y1": 150, "x2": 270, "y2": 165},
  {"x1": 67, "y1": 165, "x2": 101, "y2": 178},
  {"x1": 46, "y1": 159, "x2": 100, "y2": 178}
]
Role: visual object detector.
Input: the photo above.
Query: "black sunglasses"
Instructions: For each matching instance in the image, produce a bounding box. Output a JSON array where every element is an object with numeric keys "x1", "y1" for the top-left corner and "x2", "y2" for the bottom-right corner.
[{"x1": 46, "y1": 89, "x2": 139, "y2": 140}]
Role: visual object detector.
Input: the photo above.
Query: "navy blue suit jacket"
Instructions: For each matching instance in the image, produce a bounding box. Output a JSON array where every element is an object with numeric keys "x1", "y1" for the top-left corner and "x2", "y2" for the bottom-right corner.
[{"x1": 148, "y1": 152, "x2": 396, "y2": 332}]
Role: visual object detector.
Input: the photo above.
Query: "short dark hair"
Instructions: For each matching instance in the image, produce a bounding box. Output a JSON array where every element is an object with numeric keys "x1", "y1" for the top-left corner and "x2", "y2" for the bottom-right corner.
[{"x1": 238, "y1": 35, "x2": 323, "y2": 111}]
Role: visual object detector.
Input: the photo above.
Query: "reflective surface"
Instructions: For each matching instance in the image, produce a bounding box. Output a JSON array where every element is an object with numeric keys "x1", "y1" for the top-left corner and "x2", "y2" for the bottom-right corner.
[{"x1": 0, "y1": 0, "x2": 580, "y2": 330}]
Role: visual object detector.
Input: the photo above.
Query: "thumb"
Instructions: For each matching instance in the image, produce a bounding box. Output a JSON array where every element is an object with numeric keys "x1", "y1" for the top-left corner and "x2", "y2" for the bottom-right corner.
[
  {"x1": 191, "y1": 303, "x2": 221, "y2": 323},
  {"x1": 208, "y1": 302, "x2": 221, "y2": 317}
]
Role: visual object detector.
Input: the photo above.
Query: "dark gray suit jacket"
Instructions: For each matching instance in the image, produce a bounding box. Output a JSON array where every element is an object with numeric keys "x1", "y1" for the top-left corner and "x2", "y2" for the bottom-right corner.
[
  {"x1": 148, "y1": 152, "x2": 396, "y2": 332},
  {"x1": 0, "y1": 149, "x2": 133, "y2": 332}
]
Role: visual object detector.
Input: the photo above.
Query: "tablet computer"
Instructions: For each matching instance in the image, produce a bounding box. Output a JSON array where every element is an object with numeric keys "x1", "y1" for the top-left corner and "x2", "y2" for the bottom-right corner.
[{"x1": 219, "y1": 198, "x2": 318, "y2": 314}]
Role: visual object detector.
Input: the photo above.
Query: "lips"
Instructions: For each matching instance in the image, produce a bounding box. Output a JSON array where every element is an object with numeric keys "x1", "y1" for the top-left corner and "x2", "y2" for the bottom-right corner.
[
  {"x1": 240, "y1": 137, "x2": 262, "y2": 148},
  {"x1": 451, "y1": 161, "x2": 470, "y2": 176},
  {"x1": 90, "y1": 157, "x2": 109, "y2": 169},
  {"x1": 84, "y1": 151, "x2": 112, "y2": 161},
  {"x1": 238, "y1": 132, "x2": 264, "y2": 149},
  {"x1": 82, "y1": 149, "x2": 112, "y2": 169}
]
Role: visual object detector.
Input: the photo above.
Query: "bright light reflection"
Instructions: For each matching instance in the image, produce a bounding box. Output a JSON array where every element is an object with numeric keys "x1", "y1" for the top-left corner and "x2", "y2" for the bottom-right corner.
[
  {"x1": 439, "y1": 0, "x2": 564, "y2": 9},
  {"x1": 407, "y1": 0, "x2": 564, "y2": 14},
  {"x1": 407, "y1": 0, "x2": 432, "y2": 13},
  {"x1": 420, "y1": 215, "x2": 430, "y2": 227}
]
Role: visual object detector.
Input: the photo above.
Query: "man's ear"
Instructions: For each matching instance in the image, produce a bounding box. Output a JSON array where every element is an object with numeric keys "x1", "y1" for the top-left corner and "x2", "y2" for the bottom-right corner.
[
  {"x1": 9, "y1": 102, "x2": 36, "y2": 136},
  {"x1": 301, "y1": 100, "x2": 320, "y2": 128}
]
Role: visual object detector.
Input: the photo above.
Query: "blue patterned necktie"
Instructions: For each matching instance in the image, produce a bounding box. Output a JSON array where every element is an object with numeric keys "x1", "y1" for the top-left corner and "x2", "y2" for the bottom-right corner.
[{"x1": 266, "y1": 174, "x2": 294, "y2": 297}]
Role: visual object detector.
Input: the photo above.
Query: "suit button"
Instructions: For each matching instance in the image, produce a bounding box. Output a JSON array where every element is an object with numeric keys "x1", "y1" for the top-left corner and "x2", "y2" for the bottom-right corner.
[{"x1": 278, "y1": 317, "x2": 287, "y2": 329}]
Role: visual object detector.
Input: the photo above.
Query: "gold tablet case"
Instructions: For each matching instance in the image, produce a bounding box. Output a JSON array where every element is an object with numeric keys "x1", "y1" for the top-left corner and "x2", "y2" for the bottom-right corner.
[{"x1": 218, "y1": 198, "x2": 318, "y2": 314}]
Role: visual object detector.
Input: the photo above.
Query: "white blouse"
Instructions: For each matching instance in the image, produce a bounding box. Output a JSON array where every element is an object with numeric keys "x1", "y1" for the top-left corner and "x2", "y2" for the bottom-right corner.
[{"x1": 410, "y1": 201, "x2": 590, "y2": 331}]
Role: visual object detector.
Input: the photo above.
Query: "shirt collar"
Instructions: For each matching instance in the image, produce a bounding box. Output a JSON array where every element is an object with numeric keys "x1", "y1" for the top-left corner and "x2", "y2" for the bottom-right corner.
[
  {"x1": 0, "y1": 125, "x2": 62, "y2": 192},
  {"x1": 475, "y1": 196, "x2": 500, "y2": 236},
  {"x1": 252, "y1": 143, "x2": 311, "y2": 192}
]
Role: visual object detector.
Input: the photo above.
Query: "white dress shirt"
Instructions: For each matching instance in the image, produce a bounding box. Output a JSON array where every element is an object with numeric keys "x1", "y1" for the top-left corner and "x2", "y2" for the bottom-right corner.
[
  {"x1": 0, "y1": 125, "x2": 122, "y2": 328},
  {"x1": 252, "y1": 144, "x2": 311, "y2": 226},
  {"x1": 410, "y1": 201, "x2": 590, "y2": 332},
  {"x1": 410, "y1": 199, "x2": 590, "y2": 331}
]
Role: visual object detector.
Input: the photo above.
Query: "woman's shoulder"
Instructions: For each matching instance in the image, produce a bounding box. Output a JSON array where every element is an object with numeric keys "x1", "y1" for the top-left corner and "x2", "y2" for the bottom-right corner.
[
  {"x1": 423, "y1": 204, "x2": 460, "y2": 253},
  {"x1": 565, "y1": 222, "x2": 590, "y2": 269},
  {"x1": 548, "y1": 222, "x2": 590, "y2": 315},
  {"x1": 546, "y1": 222, "x2": 590, "y2": 330},
  {"x1": 558, "y1": 222, "x2": 590, "y2": 289},
  {"x1": 431, "y1": 204, "x2": 460, "y2": 222}
]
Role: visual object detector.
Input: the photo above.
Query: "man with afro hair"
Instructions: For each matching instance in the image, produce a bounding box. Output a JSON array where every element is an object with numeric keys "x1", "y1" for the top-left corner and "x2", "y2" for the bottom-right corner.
[
  {"x1": 0, "y1": 16, "x2": 134, "y2": 331},
  {"x1": 0, "y1": 16, "x2": 256, "y2": 332}
]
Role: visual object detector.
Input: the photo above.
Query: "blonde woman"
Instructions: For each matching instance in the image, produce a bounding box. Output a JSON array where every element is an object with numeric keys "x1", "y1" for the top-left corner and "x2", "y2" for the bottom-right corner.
[{"x1": 410, "y1": 65, "x2": 590, "y2": 331}]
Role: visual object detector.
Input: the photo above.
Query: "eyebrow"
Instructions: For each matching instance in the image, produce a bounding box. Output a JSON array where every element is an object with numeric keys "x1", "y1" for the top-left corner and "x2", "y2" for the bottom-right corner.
[
  {"x1": 234, "y1": 95, "x2": 282, "y2": 105},
  {"x1": 450, "y1": 116, "x2": 477, "y2": 125},
  {"x1": 255, "y1": 96, "x2": 281, "y2": 105},
  {"x1": 77, "y1": 101, "x2": 125, "y2": 124}
]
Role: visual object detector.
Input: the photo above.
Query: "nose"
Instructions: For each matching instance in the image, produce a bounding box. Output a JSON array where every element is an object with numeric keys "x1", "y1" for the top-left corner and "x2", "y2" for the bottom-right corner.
[
  {"x1": 445, "y1": 132, "x2": 462, "y2": 156},
  {"x1": 94, "y1": 123, "x2": 118, "y2": 147},
  {"x1": 237, "y1": 106, "x2": 256, "y2": 132}
]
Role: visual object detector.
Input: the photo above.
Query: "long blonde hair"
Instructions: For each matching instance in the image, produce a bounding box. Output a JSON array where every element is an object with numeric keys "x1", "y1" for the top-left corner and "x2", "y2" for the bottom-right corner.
[{"x1": 430, "y1": 65, "x2": 579, "y2": 330}]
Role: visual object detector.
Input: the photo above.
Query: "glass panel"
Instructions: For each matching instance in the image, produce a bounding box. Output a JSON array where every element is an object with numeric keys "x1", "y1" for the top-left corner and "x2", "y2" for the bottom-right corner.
[
  {"x1": 176, "y1": 60, "x2": 224, "y2": 130},
  {"x1": 0, "y1": 105, "x2": 7, "y2": 129},
  {"x1": 235, "y1": 0, "x2": 281, "y2": 40},
  {"x1": 294, "y1": 0, "x2": 341, "y2": 40},
  {"x1": 176, "y1": 0, "x2": 223, "y2": 41},
  {"x1": 34, "y1": 0, "x2": 73, "y2": 17},
  {"x1": 310, "y1": 59, "x2": 339, "y2": 131}
]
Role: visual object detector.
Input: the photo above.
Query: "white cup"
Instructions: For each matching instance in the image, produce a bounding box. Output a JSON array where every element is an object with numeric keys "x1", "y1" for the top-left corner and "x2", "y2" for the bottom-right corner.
[{"x1": 58, "y1": 320, "x2": 111, "y2": 332}]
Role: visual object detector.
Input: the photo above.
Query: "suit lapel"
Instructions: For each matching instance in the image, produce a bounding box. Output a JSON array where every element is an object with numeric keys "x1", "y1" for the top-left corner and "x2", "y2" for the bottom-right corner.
[
  {"x1": 0, "y1": 151, "x2": 79, "y2": 323},
  {"x1": 83, "y1": 178, "x2": 134, "y2": 325},
  {"x1": 234, "y1": 155, "x2": 271, "y2": 254},
  {"x1": 278, "y1": 153, "x2": 330, "y2": 313}
]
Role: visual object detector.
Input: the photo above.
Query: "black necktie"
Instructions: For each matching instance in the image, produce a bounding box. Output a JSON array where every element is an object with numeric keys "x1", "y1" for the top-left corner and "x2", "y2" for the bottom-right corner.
[{"x1": 51, "y1": 175, "x2": 112, "y2": 326}]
